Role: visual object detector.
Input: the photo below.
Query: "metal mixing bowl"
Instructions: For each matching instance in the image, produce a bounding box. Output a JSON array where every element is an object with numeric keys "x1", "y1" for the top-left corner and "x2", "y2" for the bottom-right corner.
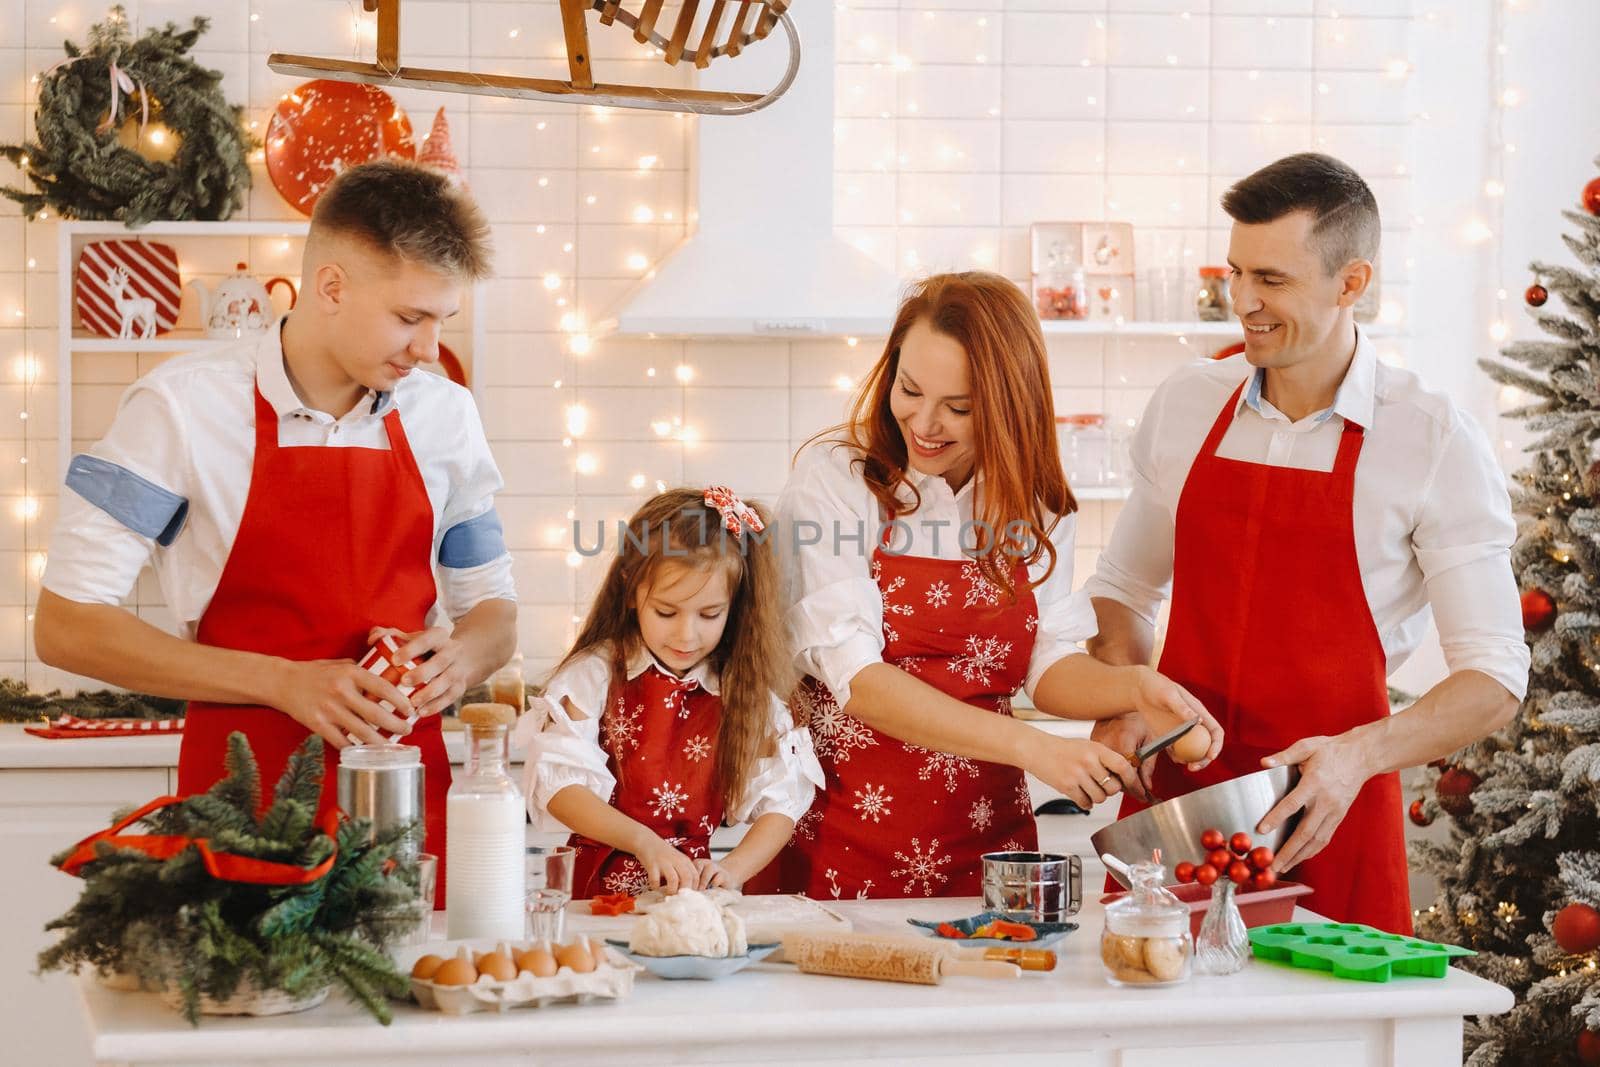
[{"x1": 1089, "y1": 766, "x2": 1301, "y2": 887}]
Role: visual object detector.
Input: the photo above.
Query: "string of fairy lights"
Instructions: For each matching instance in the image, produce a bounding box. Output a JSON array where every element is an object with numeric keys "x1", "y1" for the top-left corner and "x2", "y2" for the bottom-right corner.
[{"x1": 5, "y1": 2, "x2": 1531, "y2": 670}]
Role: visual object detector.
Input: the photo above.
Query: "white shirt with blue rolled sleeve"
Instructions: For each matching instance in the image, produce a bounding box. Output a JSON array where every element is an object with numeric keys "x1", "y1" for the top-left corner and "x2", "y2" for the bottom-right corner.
[
  {"x1": 1084, "y1": 329, "x2": 1529, "y2": 702},
  {"x1": 42, "y1": 320, "x2": 516, "y2": 635}
]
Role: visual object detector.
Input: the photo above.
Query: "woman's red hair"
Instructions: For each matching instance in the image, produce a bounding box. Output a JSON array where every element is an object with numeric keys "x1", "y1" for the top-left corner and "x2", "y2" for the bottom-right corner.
[{"x1": 826, "y1": 271, "x2": 1075, "y2": 596}]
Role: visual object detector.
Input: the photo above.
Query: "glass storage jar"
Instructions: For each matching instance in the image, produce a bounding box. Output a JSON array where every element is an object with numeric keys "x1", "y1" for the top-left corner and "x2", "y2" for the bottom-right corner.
[
  {"x1": 1196, "y1": 266, "x2": 1231, "y2": 321},
  {"x1": 1100, "y1": 858, "x2": 1193, "y2": 987}
]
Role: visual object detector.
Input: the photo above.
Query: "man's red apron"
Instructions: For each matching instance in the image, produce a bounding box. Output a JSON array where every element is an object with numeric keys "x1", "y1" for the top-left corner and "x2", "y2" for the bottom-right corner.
[
  {"x1": 569, "y1": 665, "x2": 724, "y2": 898},
  {"x1": 177, "y1": 387, "x2": 452, "y2": 904},
  {"x1": 776, "y1": 521, "x2": 1040, "y2": 899},
  {"x1": 1117, "y1": 382, "x2": 1410, "y2": 934}
]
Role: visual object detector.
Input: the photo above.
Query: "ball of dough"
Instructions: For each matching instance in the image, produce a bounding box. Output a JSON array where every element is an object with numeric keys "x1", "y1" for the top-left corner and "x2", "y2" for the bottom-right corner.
[{"x1": 630, "y1": 888, "x2": 745, "y2": 957}]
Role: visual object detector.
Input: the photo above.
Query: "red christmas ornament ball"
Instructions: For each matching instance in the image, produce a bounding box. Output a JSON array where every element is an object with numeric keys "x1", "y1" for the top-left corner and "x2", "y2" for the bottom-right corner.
[
  {"x1": 1409, "y1": 798, "x2": 1433, "y2": 827},
  {"x1": 1579, "y1": 1028, "x2": 1600, "y2": 1067},
  {"x1": 1436, "y1": 766, "x2": 1481, "y2": 818},
  {"x1": 1521, "y1": 588, "x2": 1556, "y2": 631},
  {"x1": 1585, "y1": 176, "x2": 1600, "y2": 216},
  {"x1": 1525, "y1": 283, "x2": 1548, "y2": 307},
  {"x1": 1553, "y1": 902, "x2": 1600, "y2": 955}
]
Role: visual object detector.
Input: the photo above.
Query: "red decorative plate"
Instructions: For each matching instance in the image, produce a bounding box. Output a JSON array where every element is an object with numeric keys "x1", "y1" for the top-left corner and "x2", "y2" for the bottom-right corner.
[
  {"x1": 75, "y1": 239, "x2": 182, "y2": 338},
  {"x1": 265, "y1": 80, "x2": 416, "y2": 217}
]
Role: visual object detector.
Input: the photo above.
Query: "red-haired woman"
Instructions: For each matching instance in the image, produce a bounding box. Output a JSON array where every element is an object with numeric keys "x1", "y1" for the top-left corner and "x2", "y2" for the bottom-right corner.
[{"x1": 772, "y1": 272, "x2": 1223, "y2": 900}]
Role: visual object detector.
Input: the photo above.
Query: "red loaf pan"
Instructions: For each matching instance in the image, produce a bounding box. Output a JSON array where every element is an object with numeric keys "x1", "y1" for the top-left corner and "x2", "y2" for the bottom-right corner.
[{"x1": 1100, "y1": 881, "x2": 1314, "y2": 940}]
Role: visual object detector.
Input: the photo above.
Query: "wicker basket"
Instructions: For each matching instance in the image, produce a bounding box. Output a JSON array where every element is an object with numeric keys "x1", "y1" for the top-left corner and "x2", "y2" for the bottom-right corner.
[{"x1": 161, "y1": 976, "x2": 330, "y2": 1017}]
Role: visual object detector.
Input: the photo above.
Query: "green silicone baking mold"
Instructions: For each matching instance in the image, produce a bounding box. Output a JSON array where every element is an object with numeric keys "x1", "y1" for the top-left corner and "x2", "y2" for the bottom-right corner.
[{"x1": 1247, "y1": 922, "x2": 1476, "y2": 982}]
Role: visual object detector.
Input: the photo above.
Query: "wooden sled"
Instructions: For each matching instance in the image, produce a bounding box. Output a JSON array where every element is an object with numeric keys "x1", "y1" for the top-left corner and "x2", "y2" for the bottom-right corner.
[{"x1": 267, "y1": 0, "x2": 799, "y2": 115}]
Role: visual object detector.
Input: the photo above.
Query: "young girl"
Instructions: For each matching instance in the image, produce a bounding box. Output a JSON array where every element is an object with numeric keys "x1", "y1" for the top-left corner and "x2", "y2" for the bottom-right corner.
[{"x1": 515, "y1": 486, "x2": 823, "y2": 898}]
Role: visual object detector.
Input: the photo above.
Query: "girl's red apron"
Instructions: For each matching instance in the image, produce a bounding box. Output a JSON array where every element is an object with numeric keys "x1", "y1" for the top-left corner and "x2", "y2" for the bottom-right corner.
[
  {"x1": 569, "y1": 666, "x2": 724, "y2": 898},
  {"x1": 776, "y1": 520, "x2": 1040, "y2": 899},
  {"x1": 1116, "y1": 382, "x2": 1411, "y2": 934},
  {"x1": 177, "y1": 387, "x2": 452, "y2": 903}
]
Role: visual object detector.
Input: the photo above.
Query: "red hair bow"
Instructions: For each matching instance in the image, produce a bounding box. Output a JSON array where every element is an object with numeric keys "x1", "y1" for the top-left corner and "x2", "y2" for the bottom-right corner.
[{"x1": 704, "y1": 485, "x2": 765, "y2": 535}]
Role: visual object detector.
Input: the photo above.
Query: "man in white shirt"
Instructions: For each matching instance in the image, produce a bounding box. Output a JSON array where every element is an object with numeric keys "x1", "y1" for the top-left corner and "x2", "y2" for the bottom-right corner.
[
  {"x1": 1085, "y1": 153, "x2": 1527, "y2": 933},
  {"x1": 34, "y1": 161, "x2": 518, "y2": 899}
]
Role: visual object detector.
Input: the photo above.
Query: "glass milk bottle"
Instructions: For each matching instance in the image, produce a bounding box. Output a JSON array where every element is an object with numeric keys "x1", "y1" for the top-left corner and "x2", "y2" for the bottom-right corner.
[{"x1": 446, "y1": 702, "x2": 525, "y2": 940}]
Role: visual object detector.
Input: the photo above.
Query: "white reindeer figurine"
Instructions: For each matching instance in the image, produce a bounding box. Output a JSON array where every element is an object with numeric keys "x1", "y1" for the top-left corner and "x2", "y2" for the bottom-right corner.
[{"x1": 107, "y1": 266, "x2": 157, "y2": 340}]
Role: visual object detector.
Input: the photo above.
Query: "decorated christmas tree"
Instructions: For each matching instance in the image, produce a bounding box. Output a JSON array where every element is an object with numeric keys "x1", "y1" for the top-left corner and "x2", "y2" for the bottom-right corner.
[{"x1": 1410, "y1": 158, "x2": 1600, "y2": 1066}]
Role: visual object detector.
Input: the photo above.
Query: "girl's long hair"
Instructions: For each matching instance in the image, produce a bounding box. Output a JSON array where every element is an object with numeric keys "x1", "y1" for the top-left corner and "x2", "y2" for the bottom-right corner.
[
  {"x1": 550, "y1": 489, "x2": 793, "y2": 814},
  {"x1": 812, "y1": 271, "x2": 1075, "y2": 597}
]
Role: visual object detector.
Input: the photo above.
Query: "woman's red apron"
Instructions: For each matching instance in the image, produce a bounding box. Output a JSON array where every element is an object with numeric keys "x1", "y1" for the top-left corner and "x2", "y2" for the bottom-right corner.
[
  {"x1": 1116, "y1": 381, "x2": 1410, "y2": 934},
  {"x1": 177, "y1": 387, "x2": 452, "y2": 904},
  {"x1": 776, "y1": 521, "x2": 1040, "y2": 899},
  {"x1": 569, "y1": 666, "x2": 724, "y2": 898}
]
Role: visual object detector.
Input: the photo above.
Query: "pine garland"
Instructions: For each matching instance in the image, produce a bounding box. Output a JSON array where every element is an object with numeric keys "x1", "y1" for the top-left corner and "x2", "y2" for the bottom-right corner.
[
  {"x1": 0, "y1": 6, "x2": 252, "y2": 225},
  {"x1": 1410, "y1": 154, "x2": 1600, "y2": 1066},
  {"x1": 37, "y1": 732, "x2": 417, "y2": 1025},
  {"x1": 0, "y1": 677, "x2": 182, "y2": 724}
]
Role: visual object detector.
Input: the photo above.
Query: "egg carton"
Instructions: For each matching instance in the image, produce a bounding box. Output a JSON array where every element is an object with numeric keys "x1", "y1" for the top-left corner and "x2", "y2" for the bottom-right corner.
[{"x1": 401, "y1": 942, "x2": 642, "y2": 1015}]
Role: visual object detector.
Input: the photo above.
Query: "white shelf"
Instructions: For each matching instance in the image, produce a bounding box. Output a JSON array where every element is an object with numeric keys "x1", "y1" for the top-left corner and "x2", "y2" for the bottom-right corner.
[
  {"x1": 1075, "y1": 486, "x2": 1132, "y2": 501},
  {"x1": 68, "y1": 329, "x2": 254, "y2": 353},
  {"x1": 1039, "y1": 318, "x2": 1399, "y2": 339}
]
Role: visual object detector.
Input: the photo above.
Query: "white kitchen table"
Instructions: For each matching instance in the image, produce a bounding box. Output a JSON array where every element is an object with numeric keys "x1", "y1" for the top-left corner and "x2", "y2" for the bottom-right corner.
[{"x1": 72, "y1": 895, "x2": 1510, "y2": 1067}]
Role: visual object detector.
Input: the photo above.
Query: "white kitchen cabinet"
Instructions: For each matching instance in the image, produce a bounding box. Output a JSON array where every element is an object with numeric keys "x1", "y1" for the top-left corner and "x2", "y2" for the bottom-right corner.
[{"x1": 0, "y1": 766, "x2": 171, "y2": 1067}]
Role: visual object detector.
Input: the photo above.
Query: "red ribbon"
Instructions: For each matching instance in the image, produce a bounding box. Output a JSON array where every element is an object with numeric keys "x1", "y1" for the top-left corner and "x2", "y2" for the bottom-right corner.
[
  {"x1": 57, "y1": 795, "x2": 341, "y2": 885},
  {"x1": 703, "y1": 485, "x2": 765, "y2": 535}
]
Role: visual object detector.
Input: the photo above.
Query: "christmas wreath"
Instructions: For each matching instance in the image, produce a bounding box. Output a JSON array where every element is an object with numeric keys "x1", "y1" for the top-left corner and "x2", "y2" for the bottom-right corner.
[{"x1": 0, "y1": 6, "x2": 253, "y2": 226}]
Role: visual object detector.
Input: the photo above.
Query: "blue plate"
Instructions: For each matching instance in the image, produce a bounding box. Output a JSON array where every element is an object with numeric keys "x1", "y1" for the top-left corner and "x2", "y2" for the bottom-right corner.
[
  {"x1": 907, "y1": 912, "x2": 1077, "y2": 949},
  {"x1": 603, "y1": 940, "x2": 780, "y2": 980}
]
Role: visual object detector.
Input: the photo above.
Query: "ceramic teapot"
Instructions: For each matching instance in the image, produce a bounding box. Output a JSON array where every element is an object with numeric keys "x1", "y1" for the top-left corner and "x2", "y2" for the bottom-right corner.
[{"x1": 189, "y1": 263, "x2": 296, "y2": 339}]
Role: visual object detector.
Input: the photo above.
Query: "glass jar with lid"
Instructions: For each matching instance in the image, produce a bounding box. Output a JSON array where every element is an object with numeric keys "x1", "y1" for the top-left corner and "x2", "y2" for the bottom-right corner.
[
  {"x1": 1100, "y1": 857, "x2": 1193, "y2": 987},
  {"x1": 1196, "y1": 266, "x2": 1231, "y2": 322},
  {"x1": 1035, "y1": 240, "x2": 1086, "y2": 321},
  {"x1": 1057, "y1": 414, "x2": 1113, "y2": 488}
]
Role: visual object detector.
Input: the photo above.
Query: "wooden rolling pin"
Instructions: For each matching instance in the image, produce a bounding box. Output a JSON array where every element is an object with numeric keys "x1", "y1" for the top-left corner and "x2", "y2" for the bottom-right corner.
[{"x1": 782, "y1": 931, "x2": 1022, "y2": 985}]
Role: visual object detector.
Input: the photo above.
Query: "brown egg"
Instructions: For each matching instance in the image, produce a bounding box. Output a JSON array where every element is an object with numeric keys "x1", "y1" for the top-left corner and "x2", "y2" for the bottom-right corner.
[
  {"x1": 1169, "y1": 722, "x2": 1211, "y2": 764},
  {"x1": 554, "y1": 939, "x2": 596, "y2": 973},
  {"x1": 516, "y1": 947, "x2": 558, "y2": 977},
  {"x1": 476, "y1": 951, "x2": 518, "y2": 981},
  {"x1": 431, "y1": 957, "x2": 479, "y2": 985},
  {"x1": 409, "y1": 954, "x2": 446, "y2": 980}
]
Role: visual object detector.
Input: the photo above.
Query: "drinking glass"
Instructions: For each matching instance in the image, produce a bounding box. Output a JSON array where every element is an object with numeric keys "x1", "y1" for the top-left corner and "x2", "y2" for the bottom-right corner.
[
  {"x1": 401, "y1": 852, "x2": 438, "y2": 946},
  {"x1": 525, "y1": 845, "x2": 576, "y2": 944}
]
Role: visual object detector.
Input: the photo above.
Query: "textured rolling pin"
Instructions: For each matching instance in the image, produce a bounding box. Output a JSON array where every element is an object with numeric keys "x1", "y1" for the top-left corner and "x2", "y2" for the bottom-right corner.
[{"x1": 782, "y1": 932, "x2": 1023, "y2": 984}]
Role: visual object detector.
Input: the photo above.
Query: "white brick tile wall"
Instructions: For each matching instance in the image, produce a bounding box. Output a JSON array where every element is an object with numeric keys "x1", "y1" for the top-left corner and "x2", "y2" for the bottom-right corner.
[{"x1": 0, "y1": 0, "x2": 1418, "y2": 682}]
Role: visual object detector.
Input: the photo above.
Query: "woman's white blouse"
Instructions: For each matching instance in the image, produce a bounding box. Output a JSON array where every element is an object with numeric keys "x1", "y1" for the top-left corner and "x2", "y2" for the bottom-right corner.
[{"x1": 776, "y1": 440, "x2": 1098, "y2": 708}]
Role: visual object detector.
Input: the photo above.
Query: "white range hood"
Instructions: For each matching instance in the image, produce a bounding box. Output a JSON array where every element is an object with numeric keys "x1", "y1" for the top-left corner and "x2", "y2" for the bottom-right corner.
[{"x1": 603, "y1": 3, "x2": 901, "y2": 338}]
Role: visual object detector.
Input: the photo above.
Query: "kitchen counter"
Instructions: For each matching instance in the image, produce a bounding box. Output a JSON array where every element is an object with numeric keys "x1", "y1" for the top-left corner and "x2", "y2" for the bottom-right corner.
[{"x1": 74, "y1": 896, "x2": 1509, "y2": 1067}]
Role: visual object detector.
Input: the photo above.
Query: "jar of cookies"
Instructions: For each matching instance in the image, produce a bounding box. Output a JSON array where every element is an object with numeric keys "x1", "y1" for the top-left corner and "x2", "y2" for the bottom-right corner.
[{"x1": 1100, "y1": 858, "x2": 1192, "y2": 987}]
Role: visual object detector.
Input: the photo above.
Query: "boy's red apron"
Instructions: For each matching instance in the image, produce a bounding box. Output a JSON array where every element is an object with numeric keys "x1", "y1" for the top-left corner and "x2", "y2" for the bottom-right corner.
[
  {"x1": 177, "y1": 387, "x2": 452, "y2": 904},
  {"x1": 1116, "y1": 382, "x2": 1410, "y2": 935},
  {"x1": 775, "y1": 519, "x2": 1040, "y2": 900},
  {"x1": 569, "y1": 666, "x2": 724, "y2": 898}
]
